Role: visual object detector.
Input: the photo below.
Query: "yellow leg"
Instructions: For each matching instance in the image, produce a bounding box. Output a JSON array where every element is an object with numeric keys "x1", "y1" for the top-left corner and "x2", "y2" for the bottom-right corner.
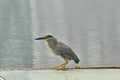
[{"x1": 55, "y1": 59, "x2": 68, "y2": 70}]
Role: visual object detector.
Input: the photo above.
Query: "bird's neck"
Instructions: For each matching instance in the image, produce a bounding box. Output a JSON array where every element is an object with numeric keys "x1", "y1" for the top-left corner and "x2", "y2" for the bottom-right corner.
[{"x1": 47, "y1": 38, "x2": 57, "y2": 49}]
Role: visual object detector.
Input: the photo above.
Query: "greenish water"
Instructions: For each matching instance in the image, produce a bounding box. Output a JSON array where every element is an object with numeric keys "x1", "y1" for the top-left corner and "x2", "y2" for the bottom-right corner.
[{"x1": 0, "y1": 69, "x2": 120, "y2": 80}]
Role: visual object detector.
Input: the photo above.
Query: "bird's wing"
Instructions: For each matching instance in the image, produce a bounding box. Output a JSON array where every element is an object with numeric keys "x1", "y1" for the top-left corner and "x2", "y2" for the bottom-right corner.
[{"x1": 56, "y1": 42, "x2": 80, "y2": 63}]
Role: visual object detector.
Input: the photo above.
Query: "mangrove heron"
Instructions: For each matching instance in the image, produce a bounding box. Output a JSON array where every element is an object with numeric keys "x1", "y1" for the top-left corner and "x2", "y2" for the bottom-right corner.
[{"x1": 35, "y1": 35, "x2": 80, "y2": 70}]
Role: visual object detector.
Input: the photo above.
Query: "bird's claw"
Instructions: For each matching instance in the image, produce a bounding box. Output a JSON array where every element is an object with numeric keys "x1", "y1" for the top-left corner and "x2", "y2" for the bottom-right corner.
[{"x1": 55, "y1": 64, "x2": 66, "y2": 70}]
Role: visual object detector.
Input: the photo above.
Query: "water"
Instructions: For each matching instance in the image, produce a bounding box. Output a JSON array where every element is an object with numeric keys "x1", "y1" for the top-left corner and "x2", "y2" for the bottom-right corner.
[{"x1": 0, "y1": 0, "x2": 120, "y2": 68}]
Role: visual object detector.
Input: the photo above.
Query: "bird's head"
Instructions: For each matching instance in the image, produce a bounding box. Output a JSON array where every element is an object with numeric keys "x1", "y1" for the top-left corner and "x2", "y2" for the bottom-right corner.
[{"x1": 35, "y1": 35, "x2": 54, "y2": 40}]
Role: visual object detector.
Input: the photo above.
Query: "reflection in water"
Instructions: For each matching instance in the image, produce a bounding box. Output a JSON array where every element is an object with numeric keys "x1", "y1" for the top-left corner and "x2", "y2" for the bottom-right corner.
[{"x1": 0, "y1": 0, "x2": 120, "y2": 68}]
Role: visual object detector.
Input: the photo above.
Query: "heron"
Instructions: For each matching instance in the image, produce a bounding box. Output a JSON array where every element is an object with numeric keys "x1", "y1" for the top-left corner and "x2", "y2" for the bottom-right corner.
[{"x1": 35, "y1": 35, "x2": 80, "y2": 70}]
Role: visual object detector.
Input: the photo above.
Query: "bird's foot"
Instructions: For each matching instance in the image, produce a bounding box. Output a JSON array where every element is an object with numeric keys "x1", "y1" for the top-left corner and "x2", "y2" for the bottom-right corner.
[
  {"x1": 55, "y1": 64, "x2": 66, "y2": 70},
  {"x1": 55, "y1": 60, "x2": 68, "y2": 70}
]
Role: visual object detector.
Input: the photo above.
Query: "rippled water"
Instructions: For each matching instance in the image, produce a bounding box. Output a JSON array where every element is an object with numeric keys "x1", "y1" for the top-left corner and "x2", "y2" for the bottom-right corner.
[{"x1": 0, "y1": 0, "x2": 120, "y2": 68}]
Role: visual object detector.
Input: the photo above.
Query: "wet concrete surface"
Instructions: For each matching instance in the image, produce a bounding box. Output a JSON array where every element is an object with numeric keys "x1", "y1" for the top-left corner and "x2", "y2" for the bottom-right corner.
[{"x1": 0, "y1": 69, "x2": 120, "y2": 80}]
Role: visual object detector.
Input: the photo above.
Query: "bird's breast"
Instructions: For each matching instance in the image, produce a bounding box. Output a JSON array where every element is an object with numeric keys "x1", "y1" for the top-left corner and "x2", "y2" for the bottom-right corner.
[{"x1": 48, "y1": 46, "x2": 58, "y2": 55}]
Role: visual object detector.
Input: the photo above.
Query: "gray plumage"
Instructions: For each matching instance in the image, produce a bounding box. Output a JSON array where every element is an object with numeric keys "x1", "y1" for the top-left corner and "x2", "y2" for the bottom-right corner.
[
  {"x1": 56, "y1": 42, "x2": 80, "y2": 63},
  {"x1": 35, "y1": 35, "x2": 80, "y2": 64}
]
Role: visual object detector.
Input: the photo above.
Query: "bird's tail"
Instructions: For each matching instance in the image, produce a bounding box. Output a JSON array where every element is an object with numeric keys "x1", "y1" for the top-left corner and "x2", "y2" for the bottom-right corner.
[{"x1": 73, "y1": 55, "x2": 80, "y2": 64}]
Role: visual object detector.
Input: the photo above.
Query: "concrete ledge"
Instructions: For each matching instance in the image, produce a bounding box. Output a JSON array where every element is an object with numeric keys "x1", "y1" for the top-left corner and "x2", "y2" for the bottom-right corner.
[
  {"x1": 0, "y1": 67, "x2": 120, "y2": 71},
  {"x1": 0, "y1": 67, "x2": 120, "y2": 80}
]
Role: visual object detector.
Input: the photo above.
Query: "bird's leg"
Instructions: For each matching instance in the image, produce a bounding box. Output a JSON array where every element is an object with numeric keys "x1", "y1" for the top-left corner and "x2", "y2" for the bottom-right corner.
[
  {"x1": 55, "y1": 59, "x2": 68, "y2": 70},
  {"x1": 61, "y1": 59, "x2": 68, "y2": 70},
  {"x1": 61, "y1": 59, "x2": 68, "y2": 66}
]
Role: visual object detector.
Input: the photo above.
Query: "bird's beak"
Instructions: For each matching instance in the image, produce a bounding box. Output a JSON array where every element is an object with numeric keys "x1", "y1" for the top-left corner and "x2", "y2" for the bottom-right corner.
[{"x1": 35, "y1": 37, "x2": 45, "y2": 40}]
